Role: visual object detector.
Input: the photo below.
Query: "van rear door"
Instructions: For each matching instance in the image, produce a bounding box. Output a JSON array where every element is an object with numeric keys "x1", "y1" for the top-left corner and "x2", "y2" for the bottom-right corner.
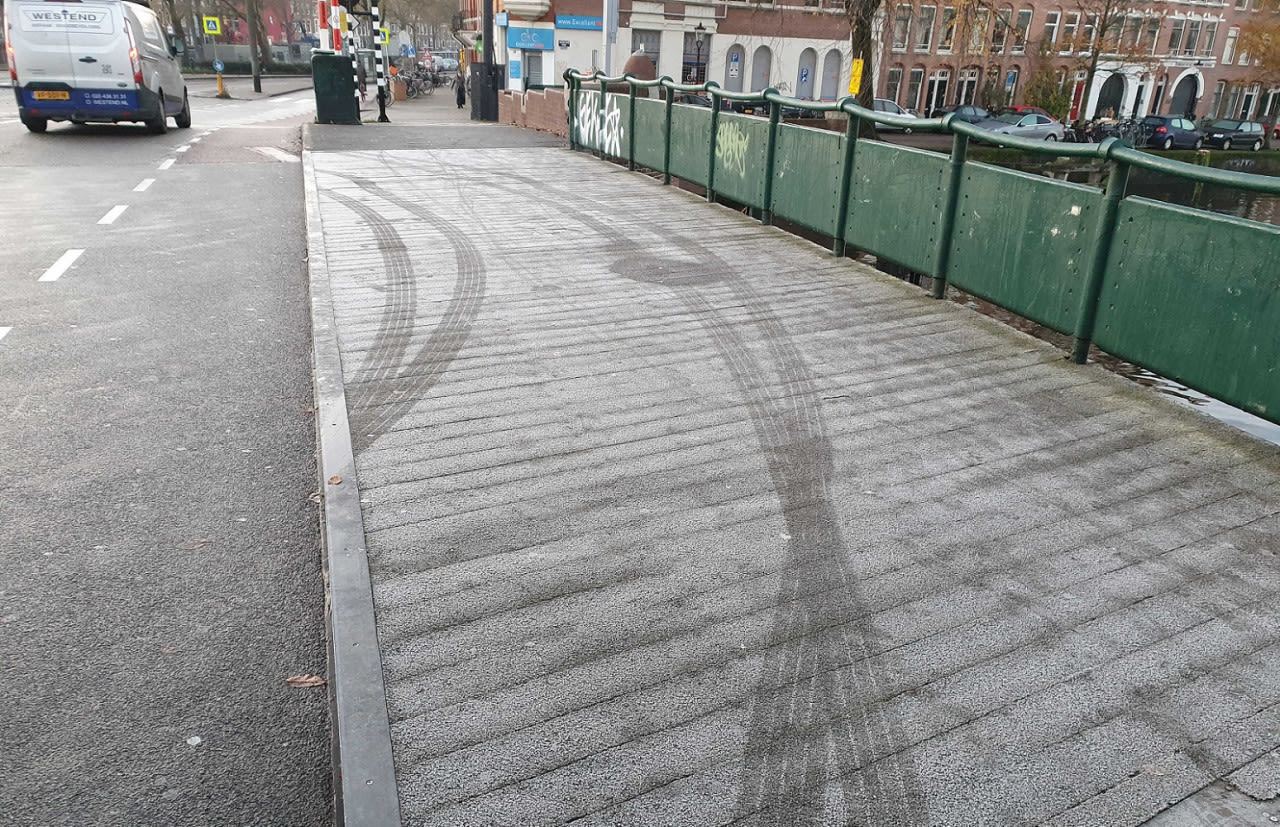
[{"x1": 12, "y1": 0, "x2": 135, "y2": 111}]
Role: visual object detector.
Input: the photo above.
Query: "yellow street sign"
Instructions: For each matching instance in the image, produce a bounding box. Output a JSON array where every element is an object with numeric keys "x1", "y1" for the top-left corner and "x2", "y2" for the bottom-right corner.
[
  {"x1": 202, "y1": 16, "x2": 221, "y2": 35},
  {"x1": 379, "y1": 27, "x2": 389, "y2": 45},
  {"x1": 848, "y1": 58, "x2": 864, "y2": 95}
]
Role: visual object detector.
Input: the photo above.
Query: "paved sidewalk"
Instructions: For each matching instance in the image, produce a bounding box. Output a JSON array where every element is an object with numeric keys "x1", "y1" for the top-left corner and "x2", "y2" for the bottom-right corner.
[{"x1": 304, "y1": 91, "x2": 1280, "y2": 825}]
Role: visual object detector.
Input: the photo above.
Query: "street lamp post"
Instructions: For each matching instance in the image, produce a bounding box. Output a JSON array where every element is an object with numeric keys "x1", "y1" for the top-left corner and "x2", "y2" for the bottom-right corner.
[{"x1": 693, "y1": 22, "x2": 705, "y2": 84}]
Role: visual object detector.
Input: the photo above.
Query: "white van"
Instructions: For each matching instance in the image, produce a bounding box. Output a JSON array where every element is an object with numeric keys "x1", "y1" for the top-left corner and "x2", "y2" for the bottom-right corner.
[{"x1": 4, "y1": 0, "x2": 190, "y2": 134}]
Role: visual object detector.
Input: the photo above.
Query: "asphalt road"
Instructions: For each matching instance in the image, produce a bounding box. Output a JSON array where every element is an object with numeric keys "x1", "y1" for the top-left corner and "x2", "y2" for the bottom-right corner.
[{"x1": 0, "y1": 88, "x2": 331, "y2": 824}]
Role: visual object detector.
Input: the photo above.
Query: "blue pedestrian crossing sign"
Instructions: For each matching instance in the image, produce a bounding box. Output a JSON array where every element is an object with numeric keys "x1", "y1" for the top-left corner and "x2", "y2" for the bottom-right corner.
[{"x1": 202, "y1": 16, "x2": 221, "y2": 35}]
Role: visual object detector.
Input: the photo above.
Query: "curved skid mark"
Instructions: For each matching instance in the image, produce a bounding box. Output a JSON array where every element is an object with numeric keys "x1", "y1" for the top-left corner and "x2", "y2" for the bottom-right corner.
[
  {"x1": 489, "y1": 169, "x2": 926, "y2": 824},
  {"x1": 328, "y1": 171, "x2": 486, "y2": 453},
  {"x1": 324, "y1": 190, "x2": 418, "y2": 417}
]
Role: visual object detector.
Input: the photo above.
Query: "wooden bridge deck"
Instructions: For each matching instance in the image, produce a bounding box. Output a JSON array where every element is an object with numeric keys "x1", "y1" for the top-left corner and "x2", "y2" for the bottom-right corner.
[{"x1": 305, "y1": 119, "x2": 1280, "y2": 826}]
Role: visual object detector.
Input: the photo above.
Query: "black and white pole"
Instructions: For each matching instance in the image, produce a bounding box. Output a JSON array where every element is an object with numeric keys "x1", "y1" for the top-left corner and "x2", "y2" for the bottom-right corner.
[
  {"x1": 372, "y1": 0, "x2": 389, "y2": 122},
  {"x1": 346, "y1": 10, "x2": 359, "y2": 108}
]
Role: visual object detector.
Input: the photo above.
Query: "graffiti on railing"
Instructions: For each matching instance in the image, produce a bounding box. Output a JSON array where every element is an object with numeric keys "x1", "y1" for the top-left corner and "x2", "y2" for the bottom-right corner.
[
  {"x1": 576, "y1": 90, "x2": 624, "y2": 156},
  {"x1": 716, "y1": 120, "x2": 750, "y2": 179}
]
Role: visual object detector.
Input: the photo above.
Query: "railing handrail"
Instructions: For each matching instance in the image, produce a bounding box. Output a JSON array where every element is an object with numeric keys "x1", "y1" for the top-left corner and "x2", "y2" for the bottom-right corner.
[{"x1": 564, "y1": 68, "x2": 1280, "y2": 196}]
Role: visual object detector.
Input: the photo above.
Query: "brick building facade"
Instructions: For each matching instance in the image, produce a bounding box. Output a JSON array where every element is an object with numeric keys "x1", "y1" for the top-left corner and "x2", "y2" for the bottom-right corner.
[{"x1": 456, "y1": 0, "x2": 1278, "y2": 125}]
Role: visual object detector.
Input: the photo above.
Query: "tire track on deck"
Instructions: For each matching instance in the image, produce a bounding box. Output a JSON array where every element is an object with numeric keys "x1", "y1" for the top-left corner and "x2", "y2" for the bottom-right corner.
[
  {"x1": 324, "y1": 171, "x2": 486, "y2": 452},
  {"x1": 482, "y1": 164, "x2": 928, "y2": 826}
]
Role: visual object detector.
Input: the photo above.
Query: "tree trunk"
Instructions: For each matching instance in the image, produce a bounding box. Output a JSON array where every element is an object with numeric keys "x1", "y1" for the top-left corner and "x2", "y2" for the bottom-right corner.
[
  {"x1": 846, "y1": 0, "x2": 881, "y2": 139},
  {"x1": 162, "y1": 0, "x2": 188, "y2": 49}
]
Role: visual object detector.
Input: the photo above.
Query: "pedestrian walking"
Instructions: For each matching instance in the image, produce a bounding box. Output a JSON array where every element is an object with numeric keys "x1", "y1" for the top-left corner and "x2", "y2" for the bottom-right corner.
[{"x1": 454, "y1": 72, "x2": 466, "y2": 109}]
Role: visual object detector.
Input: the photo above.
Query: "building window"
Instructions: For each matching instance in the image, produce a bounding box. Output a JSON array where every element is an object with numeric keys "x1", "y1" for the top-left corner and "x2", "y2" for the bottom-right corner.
[
  {"x1": 1167, "y1": 18, "x2": 1184, "y2": 55},
  {"x1": 1225, "y1": 84, "x2": 1242, "y2": 118},
  {"x1": 926, "y1": 68, "x2": 950, "y2": 113},
  {"x1": 939, "y1": 8, "x2": 957, "y2": 52},
  {"x1": 1210, "y1": 79, "x2": 1226, "y2": 117},
  {"x1": 1183, "y1": 20, "x2": 1201, "y2": 55},
  {"x1": 886, "y1": 66, "x2": 904, "y2": 101},
  {"x1": 915, "y1": 6, "x2": 936, "y2": 51},
  {"x1": 991, "y1": 10, "x2": 1010, "y2": 54},
  {"x1": 682, "y1": 31, "x2": 707, "y2": 84},
  {"x1": 1012, "y1": 10, "x2": 1032, "y2": 53},
  {"x1": 1122, "y1": 16, "x2": 1140, "y2": 50},
  {"x1": 1043, "y1": 11, "x2": 1060, "y2": 47},
  {"x1": 631, "y1": 30, "x2": 661, "y2": 71},
  {"x1": 893, "y1": 5, "x2": 912, "y2": 51},
  {"x1": 1005, "y1": 66, "x2": 1019, "y2": 100},
  {"x1": 1223, "y1": 27, "x2": 1238, "y2": 63},
  {"x1": 1061, "y1": 11, "x2": 1079, "y2": 53},
  {"x1": 957, "y1": 66, "x2": 980, "y2": 104},
  {"x1": 969, "y1": 9, "x2": 989, "y2": 53},
  {"x1": 906, "y1": 67, "x2": 925, "y2": 110},
  {"x1": 1082, "y1": 14, "x2": 1097, "y2": 51},
  {"x1": 1145, "y1": 18, "x2": 1161, "y2": 55},
  {"x1": 1235, "y1": 0, "x2": 1247, "y2": 9},
  {"x1": 1201, "y1": 22, "x2": 1218, "y2": 56}
]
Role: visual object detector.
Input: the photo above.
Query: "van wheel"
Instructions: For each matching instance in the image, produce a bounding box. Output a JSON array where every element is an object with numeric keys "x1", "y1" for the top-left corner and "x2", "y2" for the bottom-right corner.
[
  {"x1": 146, "y1": 91, "x2": 168, "y2": 135},
  {"x1": 175, "y1": 91, "x2": 191, "y2": 129},
  {"x1": 1161, "y1": 137, "x2": 1173, "y2": 150},
  {"x1": 22, "y1": 116, "x2": 48, "y2": 133},
  {"x1": 1222, "y1": 139, "x2": 1231, "y2": 151}
]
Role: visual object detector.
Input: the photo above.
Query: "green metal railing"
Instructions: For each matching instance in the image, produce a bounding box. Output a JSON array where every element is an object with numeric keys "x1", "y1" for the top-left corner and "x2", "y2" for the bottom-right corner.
[{"x1": 565, "y1": 69, "x2": 1280, "y2": 427}]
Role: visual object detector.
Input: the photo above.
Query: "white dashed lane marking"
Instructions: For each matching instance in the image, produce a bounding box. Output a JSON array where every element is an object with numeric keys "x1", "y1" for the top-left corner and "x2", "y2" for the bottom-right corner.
[
  {"x1": 98, "y1": 205, "x2": 128, "y2": 225},
  {"x1": 250, "y1": 146, "x2": 300, "y2": 163},
  {"x1": 39, "y1": 249, "x2": 85, "y2": 283},
  {"x1": 0, "y1": 327, "x2": 11, "y2": 342},
  {"x1": 158, "y1": 158, "x2": 175, "y2": 170},
  {"x1": 134, "y1": 178, "x2": 155, "y2": 192}
]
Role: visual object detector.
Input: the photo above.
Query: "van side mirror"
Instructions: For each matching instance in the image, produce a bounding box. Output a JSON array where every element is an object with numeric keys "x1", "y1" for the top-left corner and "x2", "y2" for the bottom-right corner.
[{"x1": 171, "y1": 39, "x2": 184, "y2": 56}]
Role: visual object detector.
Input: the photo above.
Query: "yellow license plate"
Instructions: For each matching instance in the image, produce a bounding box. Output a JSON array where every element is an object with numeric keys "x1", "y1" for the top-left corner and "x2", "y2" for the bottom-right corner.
[{"x1": 33, "y1": 91, "x2": 71, "y2": 100}]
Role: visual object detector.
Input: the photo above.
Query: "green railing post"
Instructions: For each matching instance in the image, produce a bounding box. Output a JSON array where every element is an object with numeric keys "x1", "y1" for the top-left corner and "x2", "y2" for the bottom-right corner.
[
  {"x1": 707, "y1": 87, "x2": 721, "y2": 203},
  {"x1": 596, "y1": 74, "x2": 608, "y2": 160},
  {"x1": 761, "y1": 89, "x2": 781, "y2": 226},
  {"x1": 931, "y1": 126, "x2": 969, "y2": 299},
  {"x1": 1071, "y1": 147, "x2": 1131, "y2": 364},
  {"x1": 662, "y1": 81, "x2": 674, "y2": 185},
  {"x1": 832, "y1": 98, "x2": 860, "y2": 257},
  {"x1": 626, "y1": 75, "x2": 637, "y2": 171},
  {"x1": 567, "y1": 74, "x2": 579, "y2": 151}
]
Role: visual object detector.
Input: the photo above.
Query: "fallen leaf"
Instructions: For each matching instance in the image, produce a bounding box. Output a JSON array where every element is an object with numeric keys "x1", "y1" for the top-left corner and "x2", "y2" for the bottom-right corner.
[
  {"x1": 308, "y1": 491, "x2": 323, "y2": 504},
  {"x1": 186, "y1": 736, "x2": 203, "y2": 746},
  {"x1": 177, "y1": 538, "x2": 213, "y2": 550},
  {"x1": 328, "y1": 476, "x2": 342, "y2": 485},
  {"x1": 286, "y1": 674, "x2": 326, "y2": 688}
]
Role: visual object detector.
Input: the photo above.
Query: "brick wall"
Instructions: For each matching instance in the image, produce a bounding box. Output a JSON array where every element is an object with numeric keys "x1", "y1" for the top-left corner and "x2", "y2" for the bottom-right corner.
[{"x1": 498, "y1": 89, "x2": 569, "y2": 137}]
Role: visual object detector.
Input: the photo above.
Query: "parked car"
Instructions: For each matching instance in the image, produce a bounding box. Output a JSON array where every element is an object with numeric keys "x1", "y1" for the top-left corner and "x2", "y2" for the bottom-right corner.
[
  {"x1": 873, "y1": 98, "x2": 919, "y2": 133},
  {"x1": 1202, "y1": 119, "x2": 1267, "y2": 151},
  {"x1": 1139, "y1": 115, "x2": 1204, "y2": 150},
  {"x1": 979, "y1": 111, "x2": 1065, "y2": 141},
  {"x1": 1001, "y1": 104, "x2": 1051, "y2": 117},
  {"x1": 930, "y1": 104, "x2": 993, "y2": 124}
]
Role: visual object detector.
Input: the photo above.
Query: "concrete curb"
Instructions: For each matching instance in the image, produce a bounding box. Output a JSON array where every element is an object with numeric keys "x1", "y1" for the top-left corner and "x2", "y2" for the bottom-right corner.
[{"x1": 302, "y1": 132, "x2": 402, "y2": 826}]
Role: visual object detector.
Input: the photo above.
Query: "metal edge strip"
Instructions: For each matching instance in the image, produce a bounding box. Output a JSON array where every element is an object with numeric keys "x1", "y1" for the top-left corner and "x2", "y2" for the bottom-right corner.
[{"x1": 302, "y1": 128, "x2": 402, "y2": 826}]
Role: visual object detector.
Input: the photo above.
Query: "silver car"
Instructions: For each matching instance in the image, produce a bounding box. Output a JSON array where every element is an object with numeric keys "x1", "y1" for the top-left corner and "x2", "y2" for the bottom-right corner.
[{"x1": 984, "y1": 112, "x2": 1065, "y2": 141}]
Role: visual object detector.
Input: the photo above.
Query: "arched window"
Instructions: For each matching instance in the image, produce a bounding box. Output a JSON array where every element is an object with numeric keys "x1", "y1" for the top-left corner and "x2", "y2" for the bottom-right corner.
[
  {"x1": 820, "y1": 49, "x2": 842, "y2": 100},
  {"x1": 797, "y1": 48, "x2": 818, "y2": 99},
  {"x1": 724, "y1": 43, "x2": 746, "y2": 92},
  {"x1": 750, "y1": 45, "x2": 772, "y2": 92}
]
